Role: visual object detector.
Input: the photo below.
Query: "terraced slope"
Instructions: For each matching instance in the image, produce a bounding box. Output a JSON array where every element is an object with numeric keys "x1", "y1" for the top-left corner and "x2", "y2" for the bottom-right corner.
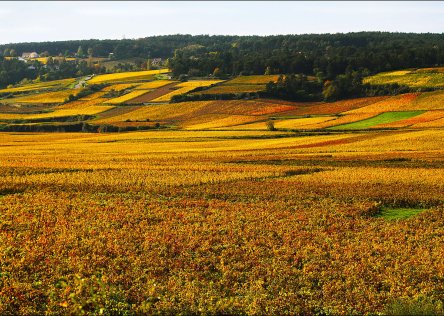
[{"x1": 1, "y1": 71, "x2": 444, "y2": 131}]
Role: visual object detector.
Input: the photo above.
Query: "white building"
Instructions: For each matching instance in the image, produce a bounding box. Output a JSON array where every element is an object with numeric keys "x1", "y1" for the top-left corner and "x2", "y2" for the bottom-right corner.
[{"x1": 22, "y1": 52, "x2": 39, "y2": 59}]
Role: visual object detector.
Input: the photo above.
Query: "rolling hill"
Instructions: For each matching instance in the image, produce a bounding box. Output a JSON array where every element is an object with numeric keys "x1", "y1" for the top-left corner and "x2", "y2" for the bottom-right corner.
[{"x1": 1, "y1": 68, "x2": 444, "y2": 132}]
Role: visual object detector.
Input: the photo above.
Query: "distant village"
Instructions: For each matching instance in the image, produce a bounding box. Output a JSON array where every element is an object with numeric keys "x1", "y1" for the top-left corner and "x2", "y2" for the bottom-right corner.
[
  {"x1": 12, "y1": 51, "x2": 164, "y2": 68},
  {"x1": 2, "y1": 50, "x2": 166, "y2": 75}
]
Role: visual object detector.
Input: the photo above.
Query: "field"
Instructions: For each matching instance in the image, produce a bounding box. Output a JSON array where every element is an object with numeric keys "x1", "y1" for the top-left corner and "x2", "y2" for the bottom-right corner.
[
  {"x1": 151, "y1": 80, "x2": 223, "y2": 102},
  {"x1": 0, "y1": 78, "x2": 76, "y2": 94},
  {"x1": 0, "y1": 105, "x2": 114, "y2": 121},
  {"x1": 125, "y1": 83, "x2": 179, "y2": 104},
  {"x1": 134, "y1": 80, "x2": 177, "y2": 90},
  {"x1": 2, "y1": 69, "x2": 444, "y2": 131},
  {"x1": 225, "y1": 75, "x2": 280, "y2": 84},
  {"x1": 94, "y1": 100, "x2": 297, "y2": 128},
  {"x1": 1, "y1": 89, "x2": 81, "y2": 104},
  {"x1": 0, "y1": 129, "x2": 443, "y2": 315},
  {"x1": 375, "y1": 110, "x2": 444, "y2": 128},
  {"x1": 88, "y1": 69, "x2": 170, "y2": 84},
  {"x1": 191, "y1": 75, "x2": 280, "y2": 95},
  {"x1": 104, "y1": 90, "x2": 151, "y2": 104},
  {"x1": 196, "y1": 84, "x2": 266, "y2": 94},
  {"x1": 102, "y1": 83, "x2": 141, "y2": 92},
  {"x1": 364, "y1": 68, "x2": 444, "y2": 88},
  {"x1": 329, "y1": 111, "x2": 425, "y2": 130},
  {"x1": 0, "y1": 67, "x2": 444, "y2": 314}
]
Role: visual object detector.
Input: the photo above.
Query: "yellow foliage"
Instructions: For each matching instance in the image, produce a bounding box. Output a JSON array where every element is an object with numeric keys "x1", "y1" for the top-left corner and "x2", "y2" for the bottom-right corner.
[
  {"x1": 343, "y1": 91, "x2": 444, "y2": 116},
  {"x1": 7, "y1": 89, "x2": 81, "y2": 104},
  {"x1": 151, "y1": 81, "x2": 224, "y2": 102},
  {"x1": 364, "y1": 67, "x2": 444, "y2": 88},
  {"x1": 0, "y1": 129, "x2": 443, "y2": 314},
  {"x1": 135, "y1": 80, "x2": 177, "y2": 89},
  {"x1": 226, "y1": 75, "x2": 280, "y2": 84},
  {"x1": 198, "y1": 84, "x2": 266, "y2": 94},
  {"x1": 375, "y1": 110, "x2": 444, "y2": 128},
  {"x1": 102, "y1": 84, "x2": 141, "y2": 92},
  {"x1": 105, "y1": 90, "x2": 152, "y2": 104},
  {"x1": 184, "y1": 115, "x2": 260, "y2": 130},
  {"x1": 0, "y1": 105, "x2": 114, "y2": 120},
  {"x1": 88, "y1": 69, "x2": 170, "y2": 84},
  {"x1": 175, "y1": 80, "x2": 223, "y2": 88},
  {"x1": 0, "y1": 78, "x2": 76, "y2": 94}
]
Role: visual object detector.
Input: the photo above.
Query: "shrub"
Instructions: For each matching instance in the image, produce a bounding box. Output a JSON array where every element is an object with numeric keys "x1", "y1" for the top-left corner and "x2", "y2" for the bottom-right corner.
[{"x1": 266, "y1": 120, "x2": 276, "y2": 131}]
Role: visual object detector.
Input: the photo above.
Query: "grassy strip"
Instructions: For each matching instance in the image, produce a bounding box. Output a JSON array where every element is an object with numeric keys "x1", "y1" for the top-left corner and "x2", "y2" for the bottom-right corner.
[
  {"x1": 375, "y1": 207, "x2": 426, "y2": 220},
  {"x1": 328, "y1": 111, "x2": 424, "y2": 130}
]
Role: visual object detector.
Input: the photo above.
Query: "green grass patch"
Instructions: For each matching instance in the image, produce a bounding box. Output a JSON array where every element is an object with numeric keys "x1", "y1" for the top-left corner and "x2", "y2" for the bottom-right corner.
[
  {"x1": 328, "y1": 111, "x2": 424, "y2": 130},
  {"x1": 384, "y1": 295, "x2": 444, "y2": 315},
  {"x1": 375, "y1": 207, "x2": 426, "y2": 220}
]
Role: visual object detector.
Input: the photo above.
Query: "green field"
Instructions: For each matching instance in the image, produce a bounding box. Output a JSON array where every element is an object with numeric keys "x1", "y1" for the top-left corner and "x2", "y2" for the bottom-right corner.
[
  {"x1": 329, "y1": 111, "x2": 425, "y2": 130},
  {"x1": 376, "y1": 207, "x2": 426, "y2": 220}
]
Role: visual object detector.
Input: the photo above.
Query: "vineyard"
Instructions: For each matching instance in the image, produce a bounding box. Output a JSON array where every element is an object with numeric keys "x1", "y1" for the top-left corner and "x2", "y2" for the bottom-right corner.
[
  {"x1": 0, "y1": 67, "x2": 444, "y2": 314},
  {"x1": 1, "y1": 129, "x2": 443, "y2": 315},
  {"x1": 0, "y1": 78, "x2": 76, "y2": 94},
  {"x1": 0, "y1": 69, "x2": 444, "y2": 131},
  {"x1": 88, "y1": 69, "x2": 170, "y2": 84},
  {"x1": 364, "y1": 67, "x2": 444, "y2": 88},
  {"x1": 191, "y1": 75, "x2": 280, "y2": 95}
]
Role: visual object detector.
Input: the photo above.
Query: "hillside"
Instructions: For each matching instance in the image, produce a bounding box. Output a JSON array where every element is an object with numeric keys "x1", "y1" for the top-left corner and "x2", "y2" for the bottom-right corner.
[
  {"x1": 2, "y1": 41, "x2": 444, "y2": 316},
  {"x1": 1, "y1": 67, "x2": 444, "y2": 132},
  {"x1": 364, "y1": 67, "x2": 444, "y2": 89},
  {"x1": 2, "y1": 32, "x2": 444, "y2": 81}
]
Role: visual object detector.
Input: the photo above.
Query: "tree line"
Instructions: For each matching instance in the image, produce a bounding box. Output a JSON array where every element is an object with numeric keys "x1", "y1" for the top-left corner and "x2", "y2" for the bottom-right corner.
[
  {"x1": 262, "y1": 72, "x2": 427, "y2": 102},
  {"x1": 0, "y1": 56, "x2": 107, "y2": 88},
  {"x1": 2, "y1": 33, "x2": 443, "y2": 76},
  {"x1": 1, "y1": 32, "x2": 443, "y2": 92}
]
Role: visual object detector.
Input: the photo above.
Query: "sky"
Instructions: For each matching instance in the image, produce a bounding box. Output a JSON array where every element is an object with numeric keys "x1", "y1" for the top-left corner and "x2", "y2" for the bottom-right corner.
[{"x1": 0, "y1": 1, "x2": 443, "y2": 44}]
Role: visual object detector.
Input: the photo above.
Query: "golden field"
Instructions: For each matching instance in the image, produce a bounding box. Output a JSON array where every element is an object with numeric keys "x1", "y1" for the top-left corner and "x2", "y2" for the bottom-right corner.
[
  {"x1": 364, "y1": 68, "x2": 444, "y2": 88},
  {"x1": 196, "y1": 84, "x2": 266, "y2": 94},
  {"x1": 101, "y1": 84, "x2": 140, "y2": 92},
  {"x1": 226, "y1": 75, "x2": 280, "y2": 84},
  {"x1": 0, "y1": 78, "x2": 76, "y2": 94},
  {"x1": 104, "y1": 90, "x2": 152, "y2": 104},
  {"x1": 0, "y1": 105, "x2": 114, "y2": 121},
  {"x1": 2, "y1": 74, "x2": 444, "y2": 131},
  {"x1": 151, "y1": 80, "x2": 223, "y2": 102},
  {"x1": 88, "y1": 69, "x2": 170, "y2": 84},
  {"x1": 1, "y1": 64, "x2": 444, "y2": 315},
  {"x1": 0, "y1": 129, "x2": 443, "y2": 315},
  {"x1": 1, "y1": 89, "x2": 81, "y2": 104},
  {"x1": 93, "y1": 100, "x2": 296, "y2": 127},
  {"x1": 135, "y1": 80, "x2": 177, "y2": 90}
]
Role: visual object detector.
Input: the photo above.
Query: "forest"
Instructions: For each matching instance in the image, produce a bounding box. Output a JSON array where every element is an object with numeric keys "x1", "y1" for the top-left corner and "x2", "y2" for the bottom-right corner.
[
  {"x1": 1, "y1": 32, "x2": 443, "y2": 100},
  {"x1": 1, "y1": 33, "x2": 443, "y2": 76}
]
